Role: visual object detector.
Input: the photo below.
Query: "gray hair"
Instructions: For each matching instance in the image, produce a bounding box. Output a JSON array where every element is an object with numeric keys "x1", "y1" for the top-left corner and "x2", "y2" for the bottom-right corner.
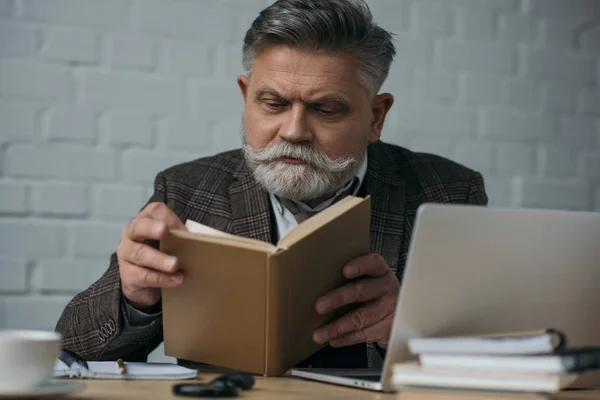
[{"x1": 242, "y1": 0, "x2": 396, "y2": 97}]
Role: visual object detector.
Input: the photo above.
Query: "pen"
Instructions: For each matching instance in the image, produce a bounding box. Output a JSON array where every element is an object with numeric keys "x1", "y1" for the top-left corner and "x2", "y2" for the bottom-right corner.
[{"x1": 117, "y1": 358, "x2": 127, "y2": 376}]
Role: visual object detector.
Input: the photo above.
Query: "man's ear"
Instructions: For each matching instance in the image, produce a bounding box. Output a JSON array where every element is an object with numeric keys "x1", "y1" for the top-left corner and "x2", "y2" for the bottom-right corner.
[
  {"x1": 370, "y1": 93, "x2": 394, "y2": 143},
  {"x1": 237, "y1": 75, "x2": 250, "y2": 103}
]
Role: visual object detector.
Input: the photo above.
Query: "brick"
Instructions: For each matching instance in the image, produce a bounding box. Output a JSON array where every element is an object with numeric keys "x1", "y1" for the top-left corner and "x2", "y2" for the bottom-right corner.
[
  {"x1": 581, "y1": 26, "x2": 600, "y2": 52},
  {"x1": 0, "y1": 259, "x2": 27, "y2": 293},
  {"x1": 512, "y1": 177, "x2": 590, "y2": 210},
  {"x1": 6, "y1": 144, "x2": 117, "y2": 180},
  {"x1": 123, "y1": 150, "x2": 195, "y2": 183},
  {"x1": 482, "y1": 177, "x2": 511, "y2": 207},
  {"x1": 498, "y1": 15, "x2": 535, "y2": 43},
  {"x1": 538, "y1": 145, "x2": 575, "y2": 177},
  {"x1": 83, "y1": 71, "x2": 181, "y2": 113},
  {"x1": 451, "y1": 0, "x2": 519, "y2": 11},
  {"x1": 0, "y1": 296, "x2": 72, "y2": 330},
  {"x1": 410, "y1": 67, "x2": 456, "y2": 104},
  {"x1": 32, "y1": 259, "x2": 106, "y2": 292},
  {"x1": 578, "y1": 89, "x2": 600, "y2": 116},
  {"x1": 71, "y1": 223, "x2": 121, "y2": 257},
  {"x1": 109, "y1": 33, "x2": 155, "y2": 70},
  {"x1": 32, "y1": 183, "x2": 88, "y2": 217},
  {"x1": 437, "y1": 40, "x2": 516, "y2": 74},
  {"x1": 559, "y1": 117, "x2": 598, "y2": 149},
  {"x1": 525, "y1": 0, "x2": 598, "y2": 22},
  {"x1": 0, "y1": 24, "x2": 37, "y2": 57},
  {"x1": 524, "y1": 49, "x2": 595, "y2": 85},
  {"x1": 577, "y1": 152, "x2": 600, "y2": 179},
  {"x1": 138, "y1": 0, "x2": 234, "y2": 41},
  {"x1": 368, "y1": 0, "x2": 411, "y2": 31},
  {"x1": 482, "y1": 109, "x2": 555, "y2": 141},
  {"x1": 164, "y1": 117, "x2": 211, "y2": 150},
  {"x1": 389, "y1": 34, "x2": 433, "y2": 65},
  {"x1": 188, "y1": 81, "x2": 244, "y2": 125},
  {"x1": 453, "y1": 142, "x2": 494, "y2": 174},
  {"x1": 47, "y1": 105, "x2": 95, "y2": 143},
  {"x1": 159, "y1": 39, "x2": 212, "y2": 77},
  {"x1": 0, "y1": 99, "x2": 38, "y2": 143},
  {"x1": 0, "y1": 222, "x2": 68, "y2": 257},
  {"x1": 22, "y1": 0, "x2": 129, "y2": 27},
  {"x1": 455, "y1": 7, "x2": 495, "y2": 40},
  {"x1": 215, "y1": 45, "x2": 245, "y2": 78},
  {"x1": 93, "y1": 185, "x2": 147, "y2": 220},
  {"x1": 497, "y1": 143, "x2": 535, "y2": 175},
  {"x1": 40, "y1": 26, "x2": 96, "y2": 63},
  {"x1": 504, "y1": 79, "x2": 540, "y2": 109},
  {"x1": 0, "y1": 60, "x2": 70, "y2": 100},
  {"x1": 211, "y1": 120, "x2": 245, "y2": 154},
  {"x1": 105, "y1": 111, "x2": 153, "y2": 147},
  {"x1": 410, "y1": 1, "x2": 453, "y2": 38},
  {"x1": 538, "y1": 21, "x2": 575, "y2": 50},
  {"x1": 0, "y1": 183, "x2": 28, "y2": 214},
  {"x1": 542, "y1": 84, "x2": 576, "y2": 114},
  {"x1": 0, "y1": 0, "x2": 13, "y2": 16},
  {"x1": 462, "y1": 73, "x2": 503, "y2": 106},
  {"x1": 397, "y1": 105, "x2": 476, "y2": 137}
]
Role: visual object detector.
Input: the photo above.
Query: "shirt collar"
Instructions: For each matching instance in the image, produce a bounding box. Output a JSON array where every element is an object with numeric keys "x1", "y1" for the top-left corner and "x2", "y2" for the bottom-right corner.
[{"x1": 271, "y1": 153, "x2": 368, "y2": 215}]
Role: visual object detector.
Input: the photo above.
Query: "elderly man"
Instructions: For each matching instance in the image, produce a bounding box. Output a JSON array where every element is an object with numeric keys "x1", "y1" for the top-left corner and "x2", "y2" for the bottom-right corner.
[{"x1": 56, "y1": 0, "x2": 487, "y2": 370}]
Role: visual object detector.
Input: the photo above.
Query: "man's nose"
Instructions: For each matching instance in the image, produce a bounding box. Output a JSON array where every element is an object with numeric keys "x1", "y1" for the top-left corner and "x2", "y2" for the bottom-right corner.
[{"x1": 278, "y1": 105, "x2": 312, "y2": 143}]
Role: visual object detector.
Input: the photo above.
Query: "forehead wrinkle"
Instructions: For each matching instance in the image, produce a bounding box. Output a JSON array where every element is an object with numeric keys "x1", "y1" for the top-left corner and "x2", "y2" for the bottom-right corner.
[{"x1": 256, "y1": 74, "x2": 354, "y2": 104}]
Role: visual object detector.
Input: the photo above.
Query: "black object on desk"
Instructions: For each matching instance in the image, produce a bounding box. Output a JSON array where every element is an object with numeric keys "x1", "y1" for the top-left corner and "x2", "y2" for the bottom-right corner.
[
  {"x1": 59, "y1": 348, "x2": 90, "y2": 375},
  {"x1": 173, "y1": 372, "x2": 255, "y2": 398}
]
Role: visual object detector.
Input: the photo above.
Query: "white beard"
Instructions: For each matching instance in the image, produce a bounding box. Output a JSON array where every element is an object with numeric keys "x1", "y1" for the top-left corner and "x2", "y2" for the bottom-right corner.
[{"x1": 241, "y1": 132, "x2": 366, "y2": 202}]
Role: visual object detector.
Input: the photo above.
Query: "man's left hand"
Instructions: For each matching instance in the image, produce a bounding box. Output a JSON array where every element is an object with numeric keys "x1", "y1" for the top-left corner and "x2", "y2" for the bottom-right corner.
[{"x1": 312, "y1": 254, "x2": 399, "y2": 349}]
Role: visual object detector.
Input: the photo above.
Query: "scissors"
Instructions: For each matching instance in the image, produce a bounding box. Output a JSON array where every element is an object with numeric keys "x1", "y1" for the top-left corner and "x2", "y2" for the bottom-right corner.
[{"x1": 173, "y1": 372, "x2": 255, "y2": 398}]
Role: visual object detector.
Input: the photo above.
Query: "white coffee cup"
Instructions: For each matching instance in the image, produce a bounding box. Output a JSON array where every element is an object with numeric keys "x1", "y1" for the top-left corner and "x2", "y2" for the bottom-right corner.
[{"x1": 0, "y1": 330, "x2": 62, "y2": 392}]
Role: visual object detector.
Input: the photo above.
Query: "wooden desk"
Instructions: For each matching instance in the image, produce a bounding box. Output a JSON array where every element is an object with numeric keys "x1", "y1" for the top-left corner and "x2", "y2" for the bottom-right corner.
[
  {"x1": 64, "y1": 374, "x2": 600, "y2": 400},
  {"x1": 68, "y1": 373, "x2": 395, "y2": 400}
]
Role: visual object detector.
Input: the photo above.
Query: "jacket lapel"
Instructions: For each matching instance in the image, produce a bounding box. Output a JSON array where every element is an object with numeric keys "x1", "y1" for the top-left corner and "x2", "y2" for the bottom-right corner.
[
  {"x1": 365, "y1": 143, "x2": 406, "y2": 275},
  {"x1": 228, "y1": 162, "x2": 273, "y2": 243}
]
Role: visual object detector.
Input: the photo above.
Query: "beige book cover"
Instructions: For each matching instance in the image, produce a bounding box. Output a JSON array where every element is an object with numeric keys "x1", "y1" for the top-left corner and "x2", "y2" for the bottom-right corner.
[{"x1": 159, "y1": 195, "x2": 370, "y2": 376}]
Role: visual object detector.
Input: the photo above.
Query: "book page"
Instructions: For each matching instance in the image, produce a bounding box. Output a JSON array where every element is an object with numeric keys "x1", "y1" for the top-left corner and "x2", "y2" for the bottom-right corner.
[
  {"x1": 173, "y1": 220, "x2": 276, "y2": 252},
  {"x1": 276, "y1": 196, "x2": 368, "y2": 249}
]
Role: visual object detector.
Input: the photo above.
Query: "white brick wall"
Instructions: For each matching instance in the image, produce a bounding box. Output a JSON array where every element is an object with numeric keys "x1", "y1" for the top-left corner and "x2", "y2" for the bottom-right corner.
[{"x1": 0, "y1": 0, "x2": 598, "y2": 364}]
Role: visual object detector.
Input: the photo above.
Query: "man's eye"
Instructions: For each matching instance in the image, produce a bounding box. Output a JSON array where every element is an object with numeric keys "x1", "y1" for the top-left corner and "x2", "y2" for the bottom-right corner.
[
  {"x1": 316, "y1": 107, "x2": 338, "y2": 116},
  {"x1": 264, "y1": 102, "x2": 285, "y2": 111}
]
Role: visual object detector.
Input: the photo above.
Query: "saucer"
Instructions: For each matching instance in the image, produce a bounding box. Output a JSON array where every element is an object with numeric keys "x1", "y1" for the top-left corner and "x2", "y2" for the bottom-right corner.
[{"x1": 0, "y1": 380, "x2": 85, "y2": 398}]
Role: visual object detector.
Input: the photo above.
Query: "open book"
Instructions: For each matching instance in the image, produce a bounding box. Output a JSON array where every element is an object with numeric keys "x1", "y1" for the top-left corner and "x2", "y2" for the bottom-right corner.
[{"x1": 160, "y1": 195, "x2": 371, "y2": 376}]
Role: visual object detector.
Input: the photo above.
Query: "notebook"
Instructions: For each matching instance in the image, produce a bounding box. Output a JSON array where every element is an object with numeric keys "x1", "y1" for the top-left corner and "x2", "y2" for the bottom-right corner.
[{"x1": 53, "y1": 360, "x2": 198, "y2": 380}]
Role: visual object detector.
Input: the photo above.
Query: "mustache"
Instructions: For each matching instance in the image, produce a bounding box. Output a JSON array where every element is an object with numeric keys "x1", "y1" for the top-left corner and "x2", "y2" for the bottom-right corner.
[{"x1": 242, "y1": 140, "x2": 358, "y2": 173}]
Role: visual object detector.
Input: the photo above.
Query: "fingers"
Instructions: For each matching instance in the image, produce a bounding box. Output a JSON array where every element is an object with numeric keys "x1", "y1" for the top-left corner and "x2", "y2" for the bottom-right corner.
[
  {"x1": 315, "y1": 276, "x2": 393, "y2": 314},
  {"x1": 313, "y1": 297, "x2": 393, "y2": 345},
  {"x1": 343, "y1": 253, "x2": 389, "y2": 279},
  {"x1": 121, "y1": 260, "x2": 183, "y2": 289},
  {"x1": 126, "y1": 216, "x2": 170, "y2": 242},
  {"x1": 121, "y1": 239, "x2": 179, "y2": 273},
  {"x1": 140, "y1": 202, "x2": 186, "y2": 231},
  {"x1": 329, "y1": 314, "x2": 394, "y2": 349}
]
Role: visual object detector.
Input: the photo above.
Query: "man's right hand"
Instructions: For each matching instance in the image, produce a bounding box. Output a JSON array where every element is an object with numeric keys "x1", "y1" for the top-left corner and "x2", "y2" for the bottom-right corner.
[{"x1": 116, "y1": 202, "x2": 186, "y2": 310}]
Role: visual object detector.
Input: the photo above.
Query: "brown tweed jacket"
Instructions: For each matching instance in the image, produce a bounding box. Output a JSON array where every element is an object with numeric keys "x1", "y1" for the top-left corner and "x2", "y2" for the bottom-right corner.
[{"x1": 55, "y1": 140, "x2": 488, "y2": 368}]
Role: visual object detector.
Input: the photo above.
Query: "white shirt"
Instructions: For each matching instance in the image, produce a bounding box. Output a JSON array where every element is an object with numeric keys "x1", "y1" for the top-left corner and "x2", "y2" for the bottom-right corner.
[{"x1": 268, "y1": 154, "x2": 368, "y2": 241}]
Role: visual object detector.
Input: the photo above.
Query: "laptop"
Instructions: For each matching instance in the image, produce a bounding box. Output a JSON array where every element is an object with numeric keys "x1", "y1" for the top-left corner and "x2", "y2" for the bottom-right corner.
[{"x1": 291, "y1": 203, "x2": 600, "y2": 392}]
